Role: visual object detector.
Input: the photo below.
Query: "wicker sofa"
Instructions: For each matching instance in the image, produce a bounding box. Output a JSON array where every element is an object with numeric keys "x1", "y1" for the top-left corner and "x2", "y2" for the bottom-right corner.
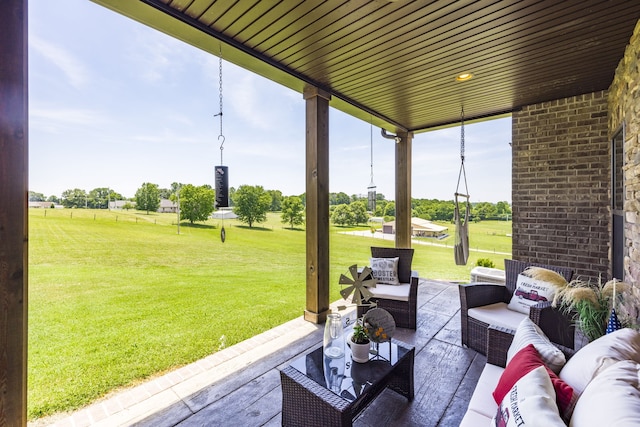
[
  {"x1": 458, "y1": 259, "x2": 574, "y2": 355},
  {"x1": 357, "y1": 246, "x2": 419, "y2": 329},
  {"x1": 460, "y1": 319, "x2": 640, "y2": 426}
]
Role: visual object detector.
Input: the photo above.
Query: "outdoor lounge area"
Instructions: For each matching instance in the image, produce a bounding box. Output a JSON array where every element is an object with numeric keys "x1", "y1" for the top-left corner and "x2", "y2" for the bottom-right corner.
[
  {"x1": 6, "y1": 2, "x2": 640, "y2": 426},
  {"x1": 44, "y1": 279, "x2": 482, "y2": 427}
]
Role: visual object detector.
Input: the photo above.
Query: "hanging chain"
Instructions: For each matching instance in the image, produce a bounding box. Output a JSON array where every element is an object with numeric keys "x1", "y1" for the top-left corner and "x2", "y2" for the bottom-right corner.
[
  {"x1": 215, "y1": 44, "x2": 225, "y2": 165},
  {"x1": 370, "y1": 118, "x2": 374, "y2": 183},
  {"x1": 460, "y1": 107, "x2": 465, "y2": 163}
]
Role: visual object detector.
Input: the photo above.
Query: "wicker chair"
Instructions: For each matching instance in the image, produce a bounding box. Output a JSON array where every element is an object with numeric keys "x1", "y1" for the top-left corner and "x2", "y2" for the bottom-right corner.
[
  {"x1": 458, "y1": 259, "x2": 574, "y2": 355},
  {"x1": 357, "y1": 246, "x2": 419, "y2": 329}
]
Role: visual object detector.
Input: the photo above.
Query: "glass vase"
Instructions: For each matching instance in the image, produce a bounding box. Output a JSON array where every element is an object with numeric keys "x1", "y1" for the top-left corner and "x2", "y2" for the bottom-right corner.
[{"x1": 323, "y1": 313, "x2": 345, "y2": 358}]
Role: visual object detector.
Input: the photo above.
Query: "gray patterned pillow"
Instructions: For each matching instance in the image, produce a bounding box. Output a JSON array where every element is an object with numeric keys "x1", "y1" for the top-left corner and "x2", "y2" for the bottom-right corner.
[{"x1": 370, "y1": 257, "x2": 400, "y2": 285}]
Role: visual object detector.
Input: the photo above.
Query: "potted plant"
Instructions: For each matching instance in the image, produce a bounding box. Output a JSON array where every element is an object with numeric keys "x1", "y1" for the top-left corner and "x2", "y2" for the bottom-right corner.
[
  {"x1": 555, "y1": 276, "x2": 632, "y2": 342},
  {"x1": 525, "y1": 267, "x2": 637, "y2": 342},
  {"x1": 350, "y1": 319, "x2": 371, "y2": 363}
]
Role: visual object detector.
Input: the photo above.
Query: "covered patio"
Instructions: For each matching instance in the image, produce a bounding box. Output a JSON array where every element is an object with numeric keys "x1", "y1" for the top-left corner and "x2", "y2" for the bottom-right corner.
[
  {"x1": 42, "y1": 280, "x2": 477, "y2": 427},
  {"x1": 4, "y1": 1, "x2": 640, "y2": 424}
]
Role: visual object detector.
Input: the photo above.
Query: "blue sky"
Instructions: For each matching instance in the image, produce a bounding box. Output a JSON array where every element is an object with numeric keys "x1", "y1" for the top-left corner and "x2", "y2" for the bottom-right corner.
[{"x1": 28, "y1": 0, "x2": 512, "y2": 203}]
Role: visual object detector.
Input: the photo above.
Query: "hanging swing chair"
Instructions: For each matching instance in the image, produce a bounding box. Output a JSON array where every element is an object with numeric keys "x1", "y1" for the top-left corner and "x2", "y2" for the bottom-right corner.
[{"x1": 454, "y1": 108, "x2": 470, "y2": 265}]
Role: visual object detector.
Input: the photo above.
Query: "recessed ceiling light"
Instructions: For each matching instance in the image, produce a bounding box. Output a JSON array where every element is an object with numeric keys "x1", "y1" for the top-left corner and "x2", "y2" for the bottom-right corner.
[{"x1": 456, "y1": 72, "x2": 473, "y2": 82}]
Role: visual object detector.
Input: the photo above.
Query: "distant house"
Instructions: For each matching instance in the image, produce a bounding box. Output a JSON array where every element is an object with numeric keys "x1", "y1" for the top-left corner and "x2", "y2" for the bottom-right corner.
[
  {"x1": 382, "y1": 218, "x2": 448, "y2": 238},
  {"x1": 109, "y1": 200, "x2": 135, "y2": 210},
  {"x1": 28, "y1": 201, "x2": 62, "y2": 209},
  {"x1": 158, "y1": 199, "x2": 178, "y2": 213}
]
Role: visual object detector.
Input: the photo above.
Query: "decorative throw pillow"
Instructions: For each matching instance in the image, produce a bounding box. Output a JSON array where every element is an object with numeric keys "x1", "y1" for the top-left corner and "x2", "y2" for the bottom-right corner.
[
  {"x1": 492, "y1": 366, "x2": 566, "y2": 427},
  {"x1": 370, "y1": 257, "x2": 400, "y2": 285},
  {"x1": 494, "y1": 344, "x2": 576, "y2": 422},
  {"x1": 569, "y1": 360, "x2": 640, "y2": 427},
  {"x1": 507, "y1": 317, "x2": 566, "y2": 374},
  {"x1": 507, "y1": 274, "x2": 556, "y2": 314},
  {"x1": 559, "y1": 327, "x2": 640, "y2": 397}
]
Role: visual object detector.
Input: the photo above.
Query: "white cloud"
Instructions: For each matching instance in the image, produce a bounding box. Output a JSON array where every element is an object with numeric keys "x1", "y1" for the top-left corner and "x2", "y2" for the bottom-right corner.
[
  {"x1": 30, "y1": 106, "x2": 110, "y2": 134},
  {"x1": 30, "y1": 35, "x2": 89, "y2": 89}
]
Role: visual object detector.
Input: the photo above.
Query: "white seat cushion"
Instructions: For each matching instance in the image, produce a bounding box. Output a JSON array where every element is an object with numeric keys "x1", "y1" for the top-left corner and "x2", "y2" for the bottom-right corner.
[
  {"x1": 368, "y1": 283, "x2": 411, "y2": 301},
  {"x1": 467, "y1": 302, "x2": 527, "y2": 330},
  {"x1": 466, "y1": 363, "x2": 503, "y2": 417},
  {"x1": 458, "y1": 408, "x2": 492, "y2": 427}
]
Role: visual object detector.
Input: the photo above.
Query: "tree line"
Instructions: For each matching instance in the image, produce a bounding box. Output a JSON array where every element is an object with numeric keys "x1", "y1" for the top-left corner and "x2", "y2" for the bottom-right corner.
[{"x1": 29, "y1": 186, "x2": 511, "y2": 229}]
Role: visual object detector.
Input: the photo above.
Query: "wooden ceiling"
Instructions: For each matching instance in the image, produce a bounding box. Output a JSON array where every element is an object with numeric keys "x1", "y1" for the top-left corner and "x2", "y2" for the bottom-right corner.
[{"x1": 92, "y1": 0, "x2": 640, "y2": 132}]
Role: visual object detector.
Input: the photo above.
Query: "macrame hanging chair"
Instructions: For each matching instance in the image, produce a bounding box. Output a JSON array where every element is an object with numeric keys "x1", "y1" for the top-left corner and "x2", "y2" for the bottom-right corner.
[{"x1": 454, "y1": 108, "x2": 470, "y2": 265}]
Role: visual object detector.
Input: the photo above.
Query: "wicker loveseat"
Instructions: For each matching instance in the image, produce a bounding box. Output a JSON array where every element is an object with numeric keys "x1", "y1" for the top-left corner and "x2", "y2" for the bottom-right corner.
[
  {"x1": 357, "y1": 246, "x2": 419, "y2": 329},
  {"x1": 458, "y1": 259, "x2": 574, "y2": 355},
  {"x1": 460, "y1": 321, "x2": 640, "y2": 426}
]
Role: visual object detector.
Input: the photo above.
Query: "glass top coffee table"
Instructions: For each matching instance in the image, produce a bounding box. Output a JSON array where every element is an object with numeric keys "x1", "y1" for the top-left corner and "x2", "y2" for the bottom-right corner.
[{"x1": 280, "y1": 339, "x2": 414, "y2": 427}]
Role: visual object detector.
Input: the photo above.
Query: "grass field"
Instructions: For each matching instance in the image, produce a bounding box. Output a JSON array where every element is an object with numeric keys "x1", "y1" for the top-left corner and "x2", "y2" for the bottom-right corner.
[{"x1": 28, "y1": 208, "x2": 511, "y2": 419}]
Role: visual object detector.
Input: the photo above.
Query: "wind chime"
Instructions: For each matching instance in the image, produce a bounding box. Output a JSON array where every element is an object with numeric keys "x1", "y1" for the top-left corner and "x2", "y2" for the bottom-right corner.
[
  {"x1": 454, "y1": 107, "x2": 470, "y2": 265},
  {"x1": 214, "y1": 45, "x2": 229, "y2": 243},
  {"x1": 367, "y1": 118, "x2": 376, "y2": 212}
]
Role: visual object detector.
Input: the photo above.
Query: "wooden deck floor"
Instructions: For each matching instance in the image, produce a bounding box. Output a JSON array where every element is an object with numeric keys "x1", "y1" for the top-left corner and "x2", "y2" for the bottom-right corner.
[{"x1": 128, "y1": 279, "x2": 485, "y2": 427}]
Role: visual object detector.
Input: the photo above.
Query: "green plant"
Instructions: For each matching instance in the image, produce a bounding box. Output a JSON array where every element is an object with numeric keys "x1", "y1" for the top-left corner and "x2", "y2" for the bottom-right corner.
[
  {"x1": 475, "y1": 258, "x2": 495, "y2": 268},
  {"x1": 555, "y1": 276, "x2": 631, "y2": 342},
  {"x1": 351, "y1": 319, "x2": 370, "y2": 344}
]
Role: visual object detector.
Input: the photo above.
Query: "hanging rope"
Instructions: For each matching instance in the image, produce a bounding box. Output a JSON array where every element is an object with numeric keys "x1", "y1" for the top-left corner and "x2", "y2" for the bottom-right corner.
[{"x1": 454, "y1": 107, "x2": 470, "y2": 265}]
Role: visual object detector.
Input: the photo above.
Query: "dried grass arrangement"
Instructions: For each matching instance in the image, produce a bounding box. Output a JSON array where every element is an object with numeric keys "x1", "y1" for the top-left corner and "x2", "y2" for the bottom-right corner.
[{"x1": 523, "y1": 267, "x2": 634, "y2": 342}]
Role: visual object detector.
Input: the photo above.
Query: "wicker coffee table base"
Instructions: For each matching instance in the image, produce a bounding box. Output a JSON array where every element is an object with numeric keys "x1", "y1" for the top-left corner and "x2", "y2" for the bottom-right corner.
[{"x1": 280, "y1": 345, "x2": 414, "y2": 427}]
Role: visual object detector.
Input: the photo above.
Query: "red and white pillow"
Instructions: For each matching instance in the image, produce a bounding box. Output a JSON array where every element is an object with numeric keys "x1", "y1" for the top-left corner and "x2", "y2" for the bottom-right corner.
[
  {"x1": 492, "y1": 365, "x2": 566, "y2": 426},
  {"x1": 493, "y1": 344, "x2": 576, "y2": 423}
]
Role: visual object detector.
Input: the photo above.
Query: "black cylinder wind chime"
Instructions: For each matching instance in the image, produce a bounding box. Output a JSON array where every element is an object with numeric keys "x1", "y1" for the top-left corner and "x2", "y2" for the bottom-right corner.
[{"x1": 214, "y1": 47, "x2": 229, "y2": 242}]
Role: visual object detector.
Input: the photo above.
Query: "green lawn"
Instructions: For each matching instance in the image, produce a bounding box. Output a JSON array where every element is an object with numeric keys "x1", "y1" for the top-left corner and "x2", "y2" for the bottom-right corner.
[{"x1": 28, "y1": 208, "x2": 510, "y2": 419}]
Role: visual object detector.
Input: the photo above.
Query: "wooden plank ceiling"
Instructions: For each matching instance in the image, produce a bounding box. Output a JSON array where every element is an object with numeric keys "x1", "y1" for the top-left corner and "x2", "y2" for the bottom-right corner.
[{"x1": 92, "y1": 0, "x2": 640, "y2": 132}]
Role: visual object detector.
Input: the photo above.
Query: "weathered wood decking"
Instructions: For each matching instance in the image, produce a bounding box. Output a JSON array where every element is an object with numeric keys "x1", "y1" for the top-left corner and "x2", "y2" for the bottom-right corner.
[{"x1": 44, "y1": 280, "x2": 485, "y2": 427}]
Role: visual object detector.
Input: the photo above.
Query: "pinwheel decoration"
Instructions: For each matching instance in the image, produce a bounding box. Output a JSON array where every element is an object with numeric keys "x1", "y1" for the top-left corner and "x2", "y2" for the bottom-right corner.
[{"x1": 339, "y1": 265, "x2": 377, "y2": 308}]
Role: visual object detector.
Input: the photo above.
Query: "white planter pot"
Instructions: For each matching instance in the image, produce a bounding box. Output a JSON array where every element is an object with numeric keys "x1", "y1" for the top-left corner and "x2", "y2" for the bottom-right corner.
[{"x1": 350, "y1": 340, "x2": 370, "y2": 363}]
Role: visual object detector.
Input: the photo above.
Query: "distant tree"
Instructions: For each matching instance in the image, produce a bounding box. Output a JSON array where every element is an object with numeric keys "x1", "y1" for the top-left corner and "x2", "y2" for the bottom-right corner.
[
  {"x1": 88, "y1": 187, "x2": 113, "y2": 209},
  {"x1": 47, "y1": 195, "x2": 60, "y2": 204},
  {"x1": 158, "y1": 188, "x2": 173, "y2": 199},
  {"x1": 383, "y1": 201, "x2": 396, "y2": 217},
  {"x1": 178, "y1": 184, "x2": 215, "y2": 224},
  {"x1": 335, "y1": 192, "x2": 350, "y2": 205},
  {"x1": 350, "y1": 201, "x2": 369, "y2": 225},
  {"x1": 228, "y1": 186, "x2": 236, "y2": 207},
  {"x1": 29, "y1": 191, "x2": 45, "y2": 202},
  {"x1": 267, "y1": 189, "x2": 283, "y2": 211},
  {"x1": 232, "y1": 185, "x2": 271, "y2": 228},
  {"x1": 135, "y1": 182, "x2": 160, "y2": 214},
  {"x1": 122, "y1": 202, "x2": 134, "y2": 210},
  {"x1": 61, "y1": 188, "x2": 88, "y2": 208},
  {"x1": 473, "y1": 202, "x2": 497, "y2": 220},
  {"x1": 281, "y1": 196, "x2": 305, "y2": 229},
  {"x1": 496, "y1": 201, "x2": 512, "y2": 219},
  {"x1": 331, "y1": 204, "x2": 355, "y2": 226}
]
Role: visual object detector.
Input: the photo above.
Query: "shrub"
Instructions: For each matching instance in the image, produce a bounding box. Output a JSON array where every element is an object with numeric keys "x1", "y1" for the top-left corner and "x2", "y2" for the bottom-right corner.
[{"x1": 475, "y1": 258, "x2": 495, "y2": 268}]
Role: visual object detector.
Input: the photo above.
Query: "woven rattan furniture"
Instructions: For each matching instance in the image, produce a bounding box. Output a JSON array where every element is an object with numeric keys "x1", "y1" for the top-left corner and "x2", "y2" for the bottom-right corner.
[
  {"x1": 280, "y1": 339, "x2": 415, "y2": 427},
  {"x1": 357, "y1": 247, "x2": 419, "y2": 329},
  {"x1": 458, "y1": 259, "x2": 574, "y2": 355}
]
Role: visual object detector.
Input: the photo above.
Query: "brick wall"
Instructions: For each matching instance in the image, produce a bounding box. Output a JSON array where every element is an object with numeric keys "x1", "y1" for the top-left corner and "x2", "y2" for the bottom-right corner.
[
  {"x1": 512, "y1": 92, "x2": 610, "y2": 280},
  {"x1": 608, "y1": 20, "x2": 640, "y2": 322}
]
